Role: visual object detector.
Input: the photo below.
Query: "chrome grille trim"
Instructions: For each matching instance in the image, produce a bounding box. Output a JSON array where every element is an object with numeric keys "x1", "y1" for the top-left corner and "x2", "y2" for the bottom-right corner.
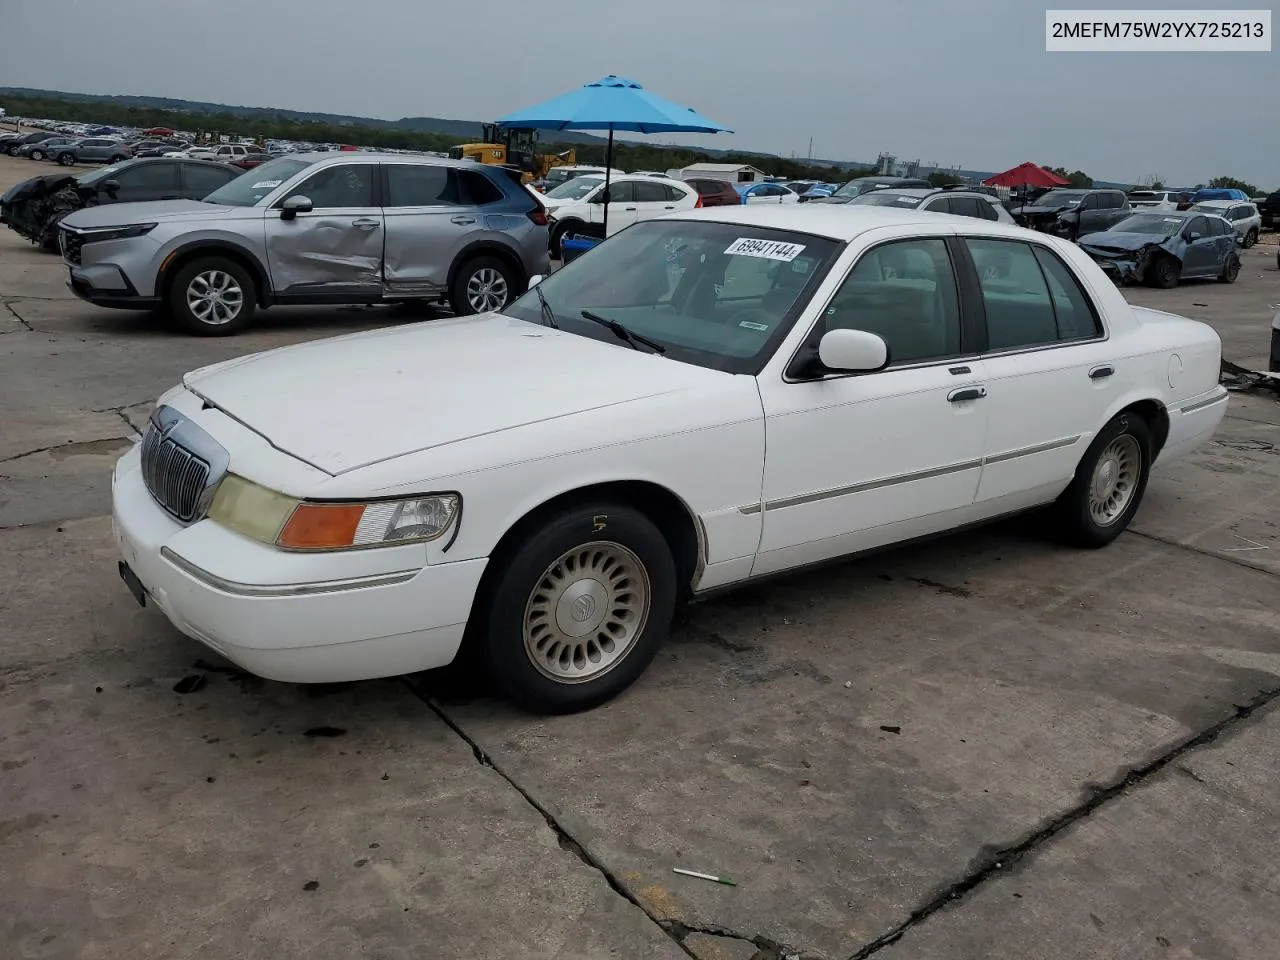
[{"x1": 139, "y1": 405, "x2": 230, "y2": 524}]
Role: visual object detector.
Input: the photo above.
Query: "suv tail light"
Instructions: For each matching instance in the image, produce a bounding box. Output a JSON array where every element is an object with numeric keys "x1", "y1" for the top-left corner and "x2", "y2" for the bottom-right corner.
[
  {"x1": 527, "y1": 206, "x2": 549, "y2": 226},
  {"x1": 694, "y1": 194, "x2": 703, "y2": 208}
]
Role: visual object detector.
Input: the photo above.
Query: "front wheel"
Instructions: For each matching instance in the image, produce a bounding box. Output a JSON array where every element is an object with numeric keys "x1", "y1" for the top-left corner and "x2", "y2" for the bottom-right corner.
[
  {"x1": 167, "y1": 256, "x2": 256, "y2": 336},
  {"x1": 449, "y1": 255, "x2": 516, "y2": 316},
  {"x1": 1148, "y1": 255, "x2": 1180, "y2": 289},
  {"x1": 1242, "y1": 228, "x2": 1258, "y2": 249},
  {"x1": 1053, "y1": 413, "x2": 1153, "y2": 548},
  {"x1": 481, "y1": 502, "x2": 677, "y2": 713},
  {"x1": 29, "y1": 149, "x2": 44, "y2": 161}
]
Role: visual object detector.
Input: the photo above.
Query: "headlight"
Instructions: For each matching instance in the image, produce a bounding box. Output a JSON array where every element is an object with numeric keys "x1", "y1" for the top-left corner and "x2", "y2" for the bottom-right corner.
[
  {"x1": 207, "y1": 475, "x2": 460, "y2": 551},
  {"x1": 78, "y1": 223, "x2": 158, "y2": 243}
]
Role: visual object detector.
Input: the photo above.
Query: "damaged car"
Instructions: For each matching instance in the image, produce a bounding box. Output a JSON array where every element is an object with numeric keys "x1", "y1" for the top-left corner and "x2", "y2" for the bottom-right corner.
[
  {"x1": 1, "y1": 158, "x2": 240, "y2": 250},
  {"x1": 1011, "y1": 188, "x2": 1130, "y2": 240},
  {"x1": 1077, "y1": 211, "x2": 1240, "y2": 288}
]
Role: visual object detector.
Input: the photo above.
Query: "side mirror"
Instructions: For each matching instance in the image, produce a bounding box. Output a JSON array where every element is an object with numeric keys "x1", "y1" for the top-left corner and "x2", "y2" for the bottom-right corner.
[
  {"x1": 528, "y1": 274, "x2": 544, "y2": 288},
  {"x1": 817, "y1": 328, "x2": 890, "y2": 373},
  {"x1": 1186, "y1": 230, "x2": 1202, "y2": 241},
  {"x1": 280, "y1": 195, "x2": 312, "y2": 220},
  {"x1": 101, "y1": 179, "x2": 120, "y2": 195}
]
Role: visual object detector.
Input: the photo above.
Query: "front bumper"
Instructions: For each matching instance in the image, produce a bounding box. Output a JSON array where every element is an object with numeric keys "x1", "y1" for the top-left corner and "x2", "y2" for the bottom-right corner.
[
  {"x1": 111, "y1": 445, "x2": 488, "y2": 683},
  {"x1": 66, "y1": 267, "x2": 161, "y2": 309}
]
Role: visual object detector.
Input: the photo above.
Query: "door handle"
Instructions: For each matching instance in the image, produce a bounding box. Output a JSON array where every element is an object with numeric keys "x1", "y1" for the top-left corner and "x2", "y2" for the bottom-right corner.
[
  {"x1": 624, "y1": 206, "x2": 637, "y2": 211},
  {"x1": 450, "y1": 215, "x2": 476, "y2": 225},
  {"x1": 948, "y1": 365, "x2": 972, "y2": 375},
  {"x1": 351, "y1": 218, "x2": 380, "y2": 230},
  {"x1": 1089, "y1": 365, "x2": 1114, "y2": 380},
  {"x1": 948, "y1": 386, "x2": 986, "y2": 403}
]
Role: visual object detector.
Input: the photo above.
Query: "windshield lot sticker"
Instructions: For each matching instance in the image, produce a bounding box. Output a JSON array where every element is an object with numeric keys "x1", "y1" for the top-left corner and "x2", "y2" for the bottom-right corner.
[
  {"x1": 738, "y1": 320, "x2": 770, "y2": 331},
  {"x1": 724, "y1": 238, "x2": 806, "y2": 262},
  {"x1": 251, "y1": 180, "x2": 283, "y2": 189}
]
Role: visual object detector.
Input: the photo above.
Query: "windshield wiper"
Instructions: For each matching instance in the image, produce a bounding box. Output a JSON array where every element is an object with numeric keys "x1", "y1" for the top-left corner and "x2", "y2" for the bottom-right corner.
[
  {"x1": 533, "y1": 282, "x2": 558, "y2": 329},
  {"x1": 580, "y1": 310, "x2": 666, "y2": 354}
]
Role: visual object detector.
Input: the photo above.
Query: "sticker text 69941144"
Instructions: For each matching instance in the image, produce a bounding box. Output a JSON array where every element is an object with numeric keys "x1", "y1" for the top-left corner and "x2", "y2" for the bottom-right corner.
[{"x1": 724, "y1": 237, "x2": 806, "y2": 262}]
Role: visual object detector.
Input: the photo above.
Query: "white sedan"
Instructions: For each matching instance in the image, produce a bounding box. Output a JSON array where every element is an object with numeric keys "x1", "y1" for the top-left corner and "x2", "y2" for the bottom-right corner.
[
  {"x1": 737, "y1": 182, "x2": 800, "y2": 205},
  {"x1": 112, "y1": 206, "x2": 1227, "y2": 713}
]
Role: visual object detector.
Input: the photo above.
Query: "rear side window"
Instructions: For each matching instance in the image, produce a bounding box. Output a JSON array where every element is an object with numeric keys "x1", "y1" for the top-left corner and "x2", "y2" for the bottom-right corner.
[
  {"x1": 385, "y1": 165, "x2": 461, "y2": 206},
  {"x1": 634, "y1": 180, "x2": 668, "y2": 202},
  {"x1": 460, "y1": 170, "x2": 505, "y2": 205},
  {"x1": 664, "y1": 183, "x2": 690, "y2": 202},
  {"x1": 946, "y1": 196, "x2": 983, "y2": 219},
  {"x1": 966, "y1": 239, "x2": 1102, "y2": 349}
]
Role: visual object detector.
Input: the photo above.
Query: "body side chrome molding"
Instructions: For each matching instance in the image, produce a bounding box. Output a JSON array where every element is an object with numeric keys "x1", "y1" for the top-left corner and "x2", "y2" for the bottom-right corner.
[{"x1": 1179, "y1": 391, "x2": 1228, "y2": 415}]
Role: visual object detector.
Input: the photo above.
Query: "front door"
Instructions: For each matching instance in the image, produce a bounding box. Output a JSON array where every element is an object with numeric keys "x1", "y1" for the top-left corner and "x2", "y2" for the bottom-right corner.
[
  {"x1": 753, "y1": 236, "x2": 989, "y2": 577},
  {"x1": 1179, "y1": 216, "x2": 1220, "y2": 277},
  {"x1": 380, "y1": 163, "x2": 475, "y2": 295},
  {"x1": 263, "y1": 163, "x2": 384, "y2": 299},
  {"x1": 962, "y1": 236, "x2": 1116, "y2": 505}
]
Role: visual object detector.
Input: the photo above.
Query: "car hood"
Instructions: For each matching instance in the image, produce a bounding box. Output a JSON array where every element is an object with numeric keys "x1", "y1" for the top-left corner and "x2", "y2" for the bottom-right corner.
[
  {"x1": 1078, "y1": 231, "x2": 1174, "y2": 252},
  {"x1": 0, "y1": 174, "x2": 77, "y2": 205},
  {"x1": 61, "y1": 199, "x2": 243, "y2": 229},
  {"x1": 181, "y1": 313, "x2": 726, "y2": 475}
]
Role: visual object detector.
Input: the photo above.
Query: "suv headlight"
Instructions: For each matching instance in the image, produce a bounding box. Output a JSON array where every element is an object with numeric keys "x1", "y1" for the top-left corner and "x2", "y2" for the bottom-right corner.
[
  {"x1": 77, "y1": 223, "x2": 158, "y2": 243},
  {"x1": 207, "y1": 475, "x2": 460, "y2": 551}
]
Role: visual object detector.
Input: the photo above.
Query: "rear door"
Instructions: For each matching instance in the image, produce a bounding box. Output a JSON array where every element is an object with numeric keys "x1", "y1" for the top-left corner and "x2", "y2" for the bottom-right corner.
[
  {"x1": 380, "y1": 162, "x2": 476, "y2": 294},
  {"x1": 263, "y1": 162, "x2": 384, "y2": 299},
  {"x1": 963, "y1": 237, "x2": 1115, "y2": 506},
  {"x1": 633, "y1": 178, "x2": 676, "y2": 221}
]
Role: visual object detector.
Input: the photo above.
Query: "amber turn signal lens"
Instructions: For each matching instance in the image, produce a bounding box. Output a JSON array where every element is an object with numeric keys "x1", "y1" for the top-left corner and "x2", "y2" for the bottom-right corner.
[{"x1": 278, "y1": 503, "x2": 366, "y2": 549}]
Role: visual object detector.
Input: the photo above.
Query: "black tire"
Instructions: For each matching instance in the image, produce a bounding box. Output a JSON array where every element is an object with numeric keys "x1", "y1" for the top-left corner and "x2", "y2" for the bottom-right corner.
[
  {"x1": 1218, "y1": 253, "x2": 1241, "y2": 283},
  {"x1": 481, "y1": 501, "x2": 677, "y2": 714},
  {"x1": 1242, "y1": 228, "x2": 1257, "y2": 249},
  {"x1": 1053, "y1": 412, "x2": 1153, "y2": 548},
  {"x1": 549, "y1": 220, "x2": 584, "y2": 258},
  {"x1": 166, "y1": 256, "x2": 256, "y2": 336},
  {"x1": 448, "y1": 255, "x2": 518, "y2": 316},
  {"x1": 57, "y1": 153, "x2": 75, "y2": 166},
  {"x1": 6, "y1": 145, "x2": 19, "y2": 157},
  {"x1": 1148, "y1": 255, "x2": 1180, "y2": 289},
  {"x1": 109, "y1": 155, "x2": 126, "y2": 164},
  {"x1": 29, "y1": 149, "x2": 44, "y2": 161}
]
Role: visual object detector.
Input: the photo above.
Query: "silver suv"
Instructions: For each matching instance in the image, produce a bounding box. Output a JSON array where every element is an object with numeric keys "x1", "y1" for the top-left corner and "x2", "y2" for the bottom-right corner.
[{"x1": 58, "y1": 152, "x2": 551, "y2": 335}]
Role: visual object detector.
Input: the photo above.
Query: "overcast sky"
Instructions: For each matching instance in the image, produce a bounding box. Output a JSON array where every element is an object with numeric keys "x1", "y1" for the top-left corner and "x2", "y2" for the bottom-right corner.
[{"x1": 2, "y1": 0, "x2": 1275, "y2": 186}]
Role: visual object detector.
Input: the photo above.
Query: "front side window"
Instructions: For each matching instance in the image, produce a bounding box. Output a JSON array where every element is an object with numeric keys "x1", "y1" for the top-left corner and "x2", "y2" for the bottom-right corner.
[
  {"x1": 113, "y1": 163, "x2": 178, "y2": 192},
  {"x1": 603, "y1": 181, "x2": 635, "y2": 204},
  {"x1": 821, "y1": 238, "x2": 962, "y2": 365},
  {"x1": 287, "y1": 164, "x2": 375, "y2": 208},
  {"x1": 966, "y1": 238, "x2": 1099, "y2": 350},
  {"x1": 502, "y1": 220, "x2": 838, "y2": 374}
]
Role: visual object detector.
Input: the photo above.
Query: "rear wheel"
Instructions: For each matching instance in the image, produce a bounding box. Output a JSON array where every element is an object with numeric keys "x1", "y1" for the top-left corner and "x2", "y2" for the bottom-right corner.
[
  {"x1": 481, "y1": 501, "x2": 676, "y2": 713},
  {"x1": 57, "y1": 153, "x2": 75, "y2": 166},
  {"x1": 167, "y1": 256, "x2": 256, "y2": 336},
  {"x1": 1148, "y1": 255, "x2": 1180, "y2": 289},
  {"x1": 449, "y1": 255, "x2": 516, "y2": 316},
  {"x1": 1053, "y1": 413, "x2": 1153, "y2": 548},
  {"x1": 1242, "y1": 228, "x2": 1258, "y2": 248},
  {"x1": 1218, "y1": 253, "x2": 1241, "y2": 283}
]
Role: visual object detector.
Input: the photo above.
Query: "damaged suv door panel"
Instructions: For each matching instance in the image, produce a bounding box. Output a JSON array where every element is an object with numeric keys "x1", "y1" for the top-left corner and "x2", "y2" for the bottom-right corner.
[{"x1": 264, "y1": 163, "x2": 385, "y2": 301}]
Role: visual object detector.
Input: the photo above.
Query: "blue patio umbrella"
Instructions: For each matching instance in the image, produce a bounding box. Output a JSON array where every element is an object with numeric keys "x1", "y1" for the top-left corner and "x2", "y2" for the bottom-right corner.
[{"x1": 496, "y1": 75, "x2": 732, "y2": 236}]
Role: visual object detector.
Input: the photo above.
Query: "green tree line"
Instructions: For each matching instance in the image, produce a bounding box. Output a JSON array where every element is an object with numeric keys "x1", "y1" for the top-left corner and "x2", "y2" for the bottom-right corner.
[{"x1": 3, "y1": 92, "x2": 867, "y2": 183}]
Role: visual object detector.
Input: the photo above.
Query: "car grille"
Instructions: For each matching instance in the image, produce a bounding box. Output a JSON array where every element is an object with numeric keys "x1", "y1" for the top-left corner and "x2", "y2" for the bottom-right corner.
[
  {"x1": 140, "y1": 424, "x2": 212, "y2": 523},
  {"x1": 60, "y1": 228, "x2": 82, "y2": 265}
]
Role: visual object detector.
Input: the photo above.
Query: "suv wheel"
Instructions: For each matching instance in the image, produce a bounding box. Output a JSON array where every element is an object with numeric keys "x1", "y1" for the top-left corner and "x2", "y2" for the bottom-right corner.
[
  {"x1": 168, "y1": 256, "x2": 256, "y2": 336},
  {"x1": 57, "y1": 153, "x2": 75, "y2": 166},
  {"x1": 450, "y1": 255, "x2": 516, "y2": 316},
  {"x1": 1242, "y1": 227, "x2": 1258, "y2": 248}
]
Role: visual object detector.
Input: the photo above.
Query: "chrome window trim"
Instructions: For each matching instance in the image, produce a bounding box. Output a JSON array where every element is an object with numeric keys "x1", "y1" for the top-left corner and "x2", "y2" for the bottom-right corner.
[{"x1": 160, "y1": 546, "x2": 419, "y2": 597}]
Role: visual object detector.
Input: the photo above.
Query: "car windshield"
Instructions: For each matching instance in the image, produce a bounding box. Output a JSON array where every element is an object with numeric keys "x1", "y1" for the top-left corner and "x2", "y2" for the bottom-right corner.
[
  {"x1": 849, "y1": 192, "x2": 924, "y2": 208},
  {"x1": 1035, "y1": 190, "x2": 1086, "y2": 207},
  {"x1": 200, "y1": 157, "x2": 312, "y2": 205},
  {"x1": 502, "y1": 219, "x2": 839, "y2": 375},
  {"x1": 545, "y1": 176, "x2": 603, "y2": 200},
  {"x1": 831, "y1": 179, "x2": 896, "y2": 198},
  {"x1": 545, "y1": 168, "x2": 600, "y2": 186},
  {"x1": 1110, "y1": 214, "x2": 1185, "y2": 236}
]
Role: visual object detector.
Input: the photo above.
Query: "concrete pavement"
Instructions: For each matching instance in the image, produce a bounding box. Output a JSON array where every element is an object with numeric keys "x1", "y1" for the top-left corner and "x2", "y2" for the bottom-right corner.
[{"x1": 1, "y1": 152, "x2": 1278, "y2": 959}]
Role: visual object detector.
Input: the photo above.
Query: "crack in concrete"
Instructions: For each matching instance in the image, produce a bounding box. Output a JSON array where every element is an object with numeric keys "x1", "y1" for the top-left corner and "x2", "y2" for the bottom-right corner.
[
  {"x1": 845, "y1": 687, "x2": 1280, "y2": 959},
  {"x1": 3, "y1": 300, "x2": 33, "y2": 331},
  {"x1": 660, "y1": 919, "x2": 798, "y2": 959},
  {"x1": 1127, "y1": 529, "x2": 1276, "y2": 578}
]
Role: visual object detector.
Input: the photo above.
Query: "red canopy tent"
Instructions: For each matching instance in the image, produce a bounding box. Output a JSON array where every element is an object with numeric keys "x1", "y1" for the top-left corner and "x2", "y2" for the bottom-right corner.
[{"x1": 983, "y1": 162, "x2": 1069, "y2": 189}]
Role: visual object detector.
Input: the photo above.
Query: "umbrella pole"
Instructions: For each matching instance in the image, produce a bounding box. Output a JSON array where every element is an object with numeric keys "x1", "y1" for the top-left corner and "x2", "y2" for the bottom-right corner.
[{"x1": 602, "y1": 126, "x2": 614, "y2": 238}]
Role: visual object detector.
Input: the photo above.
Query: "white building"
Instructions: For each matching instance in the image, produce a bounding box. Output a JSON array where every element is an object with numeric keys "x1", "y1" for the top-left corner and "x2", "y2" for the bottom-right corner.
[{"x1": 676, "y1": 162, "x2": 767, "y2": 184}]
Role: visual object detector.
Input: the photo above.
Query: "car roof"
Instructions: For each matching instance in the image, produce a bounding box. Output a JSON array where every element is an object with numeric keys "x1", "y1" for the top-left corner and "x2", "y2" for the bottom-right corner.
[
  {"x1": 665, "y1": 204, "x2": 1027, "y2": 241},
  {"x1": 292, "y1": 151, "x2": 470, "y2": 168}
]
